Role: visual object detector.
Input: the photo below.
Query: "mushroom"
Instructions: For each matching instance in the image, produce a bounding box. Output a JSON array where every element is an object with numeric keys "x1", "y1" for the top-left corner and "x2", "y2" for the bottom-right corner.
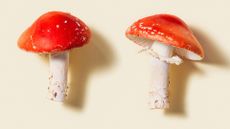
[
  {"x1": 125, "y1": 14, "x2": 204, "y2": 109},
  {"x1": 18, "y1": 11, "x2": 91, "y2": 102}
]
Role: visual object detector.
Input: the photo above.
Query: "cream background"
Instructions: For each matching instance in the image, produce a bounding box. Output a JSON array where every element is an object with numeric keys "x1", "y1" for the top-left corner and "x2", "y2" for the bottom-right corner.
[{"x1": 0, "y1": 0, "x2": 230, "y2": 129}]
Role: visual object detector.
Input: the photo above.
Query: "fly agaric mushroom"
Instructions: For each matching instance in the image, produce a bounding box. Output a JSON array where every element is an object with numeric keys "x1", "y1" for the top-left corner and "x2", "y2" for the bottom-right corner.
[
  {"x1": 126, "y1": 14, "x2": 204, "y2": 109},
  {"x1": 18, "y1": 11, "x2": 90, "y2": 101}
]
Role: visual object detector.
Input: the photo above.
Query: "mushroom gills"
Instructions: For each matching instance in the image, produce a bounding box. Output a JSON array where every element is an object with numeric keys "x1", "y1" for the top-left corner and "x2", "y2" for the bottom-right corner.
[{"x1": 48, "y1": 51, "x2": 69, "y2": 101}]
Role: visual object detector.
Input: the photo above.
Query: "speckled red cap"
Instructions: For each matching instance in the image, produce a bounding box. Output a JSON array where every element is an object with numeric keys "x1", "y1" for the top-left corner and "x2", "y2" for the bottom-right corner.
[
  {"x1": 126, "y1": 14, "x2": 204, "y2": 60},
  {"x1": 18, "y1": 11, "x2": 91, "y2": 53}
]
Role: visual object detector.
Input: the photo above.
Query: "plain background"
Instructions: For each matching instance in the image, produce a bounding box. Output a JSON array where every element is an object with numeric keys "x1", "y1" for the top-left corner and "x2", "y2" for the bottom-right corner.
[{"x1": 0, "y1": 0, "x2": 230, "y2": 129}]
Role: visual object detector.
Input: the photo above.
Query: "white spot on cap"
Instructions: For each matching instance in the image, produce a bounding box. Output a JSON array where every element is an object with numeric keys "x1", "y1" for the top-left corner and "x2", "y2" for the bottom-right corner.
[
  {"x1": 82, "y1": 37, "x2": 86, "y2": 41},
  {"x1": 158, "y1": 32, "x2": 164, "y2": 36},
  {"x1": 139, "y1": 22, "x2": 144, "y2": 27},
  {"x1": 33, "y1": 46, "x2": 37, "y2": 49},
  {"x1": 56, "y1": 44, "x2": 63, "y2": 48},
  {"x1": 47, "y1": 29, "x2": 51, "y2": 33},
  {"x1": 143, "y1": 26, "x2": 152, "y2": 30},
  {"x1": 166, "y1": 36, "x2": 173, "y2": 41},
  {"x1": 64, "y1": 20, "x2": 68, "y2": 24},
  {"x1": 56, "y1": 24, "x2": 60, "y2": 28},
  {"x1": 76, "y1": 22, "x2": 81, "y2": 27},
  {"x1": 131, "y1": 26, "x2": 136, "y2": 29},
  {"x1": 151, "y1": 32, "x2": 155, "y2": 35}
]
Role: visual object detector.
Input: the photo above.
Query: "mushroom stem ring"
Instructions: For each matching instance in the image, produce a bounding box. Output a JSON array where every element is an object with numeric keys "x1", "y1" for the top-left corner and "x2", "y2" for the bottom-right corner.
[{"x1": 147, "y1": 41, "x2": 179, "y2": 108}]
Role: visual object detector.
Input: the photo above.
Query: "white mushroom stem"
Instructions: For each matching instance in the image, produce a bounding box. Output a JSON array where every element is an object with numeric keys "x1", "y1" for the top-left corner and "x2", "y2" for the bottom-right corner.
[
  {"x1": 147, "y1": 41, "x2": 182, "y2": 109},
  {"x1": 48, "y1": 51, "x2": 69, "y2": 102}
]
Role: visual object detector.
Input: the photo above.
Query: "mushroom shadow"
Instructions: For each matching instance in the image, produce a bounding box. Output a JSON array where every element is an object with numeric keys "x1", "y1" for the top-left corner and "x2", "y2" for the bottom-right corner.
[
  {"x1": 165, "y1": 27, "x2": 229, "y2": 116},
  {"x1": 165, "y1": 62, "x2": 203, "y2": 116},
  {"x1": 63, "y1": 29, "x2": 116, "y2": 110},
  {"x1": 191, "y1": 27, "x2": 230, "y2": 67}
]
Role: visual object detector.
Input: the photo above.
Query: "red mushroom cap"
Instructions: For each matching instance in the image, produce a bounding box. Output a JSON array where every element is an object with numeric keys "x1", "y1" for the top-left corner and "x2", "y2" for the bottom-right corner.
[
  {"x1": 126, "y1": 14, "x2": 204, "y2": 60},
  {"x1": 18, "y1": 11, "x2": 91, "y2": 53}
]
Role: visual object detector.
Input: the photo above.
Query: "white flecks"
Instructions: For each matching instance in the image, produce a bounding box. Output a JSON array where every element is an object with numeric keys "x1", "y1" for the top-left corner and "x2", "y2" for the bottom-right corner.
[
  {"x1": 82, "y1": 37, "x2": 86, "y2": 41},
  {"x1": 56, "y1": 24, "x2": 60, "y2": 28},
  {"x1": 166, "y1": 36, "x2": 173, "y2": 41},
  {"x1": 47, "y1": 29, "x2": 51, "y2": 33},
  {"x1": 64, "y1": 20, "x2": 68, "y2": 24},
  {"x1": 147, "y1": 27, "x2": 153, "y2": 30},
  {"x1": 75, "y1": 27, "x2": 79, "y2": 31},
  {"x1": 139, "y1": 22, "x2": 144, "y2": 28},
  {"x1": 151, "y1": 32, "x2": 155, "y2": 35},
  {"x1": 157, "y1": 32, "x2": 164, "y2": 36},
  {"x1": 143, "y1": 26, "x2": 152, "y2": 30},
  {"x1": 81, "y1": 28, "x2": 85, "y2": 31},
  {"x1": 76, "y1": 22, "x2": 81, "y2": 27},
  {"x1": 131, "y1": 26, "x2": 137, "y2": 29},
  {"x1": 33, "y1": 45, "x2": 37, "y2": 49},
  {"x1": 56, "y1": 44, "x2": 63, "y2": 48}
]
